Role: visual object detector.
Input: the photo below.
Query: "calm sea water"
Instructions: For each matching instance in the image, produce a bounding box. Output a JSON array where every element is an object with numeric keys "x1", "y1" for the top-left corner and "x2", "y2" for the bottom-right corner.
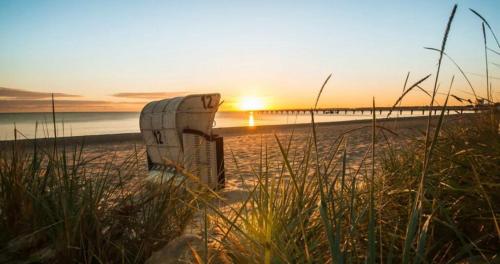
[{"x1": 0, "y1": 111, "x2": 424, "y2": 140}]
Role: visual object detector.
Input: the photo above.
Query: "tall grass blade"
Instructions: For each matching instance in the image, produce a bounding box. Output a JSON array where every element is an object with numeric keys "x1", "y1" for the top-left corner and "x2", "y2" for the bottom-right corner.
[
  {"x1": 311, "y1": 88, "x2": 336, "y2": 262},
  {"x1": 488, "y1": 47, "x2": 500, "y2": 56},
  {"x1": 427, "y1": 76, "x2": 453, "y2": 164},
  {"x1": 482, "y1": 23, "x2": 491, "y2": 101},
  {"x1": 314, "y1": 73, "x2": 332, "y2": 109},
  {"x1": 422, "y1": 4, "x2": 457, "y2": 183},
  {"x1": 413, "y1": 213, "x2": 432, "y2": 264},
  {"x1": 367, "y1": 97, "x2": 376, "y2": 264},
  {"x1": 387, "y1": 74, "x2": 431, "y2": 118},
  {"x1": 402, "y1": 72, "x2": 410, "y2": 94},
  {"x1": 51, "y1": 94, "x2": 57, "y2": 158},
  {"x1": 470, "y1": 8, "x2": 500, "y2": 48},
  {"x1": 424, "y1": 47, "x2": 478, "y2": 100},
  {"x1": 404, "y1": 5, "x2": 457, "y2": 264}
]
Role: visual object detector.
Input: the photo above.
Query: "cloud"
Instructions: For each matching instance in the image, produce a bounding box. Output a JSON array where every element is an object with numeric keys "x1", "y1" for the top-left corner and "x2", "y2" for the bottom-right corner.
[
  {"x1": 0, "y1": 87, "x2": 81, "y2": 99},
  {"x1": 0, "y1": 99, "x2": 147, "y2": 112},
  {"x1": 0, "y1": 88, "x2": 188, "y2": 112},
  {"x1": 112, "y1": 91, "x2": 188, "y2": 99}
]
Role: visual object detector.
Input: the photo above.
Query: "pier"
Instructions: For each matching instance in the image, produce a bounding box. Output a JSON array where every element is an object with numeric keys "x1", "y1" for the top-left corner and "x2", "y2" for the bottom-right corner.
[{"x1": 253, "y1": 105, "x2": 496, "y2": 115}]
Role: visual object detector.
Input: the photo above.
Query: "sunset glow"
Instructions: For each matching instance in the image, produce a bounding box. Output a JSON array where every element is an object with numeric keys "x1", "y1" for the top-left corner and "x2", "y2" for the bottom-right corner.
[
  {"x1": 238, "y1": 96, "x2": 266, "y2": 111},
  {"x1": 0, "y1": 1, "x2": 498, "y2": 113}
]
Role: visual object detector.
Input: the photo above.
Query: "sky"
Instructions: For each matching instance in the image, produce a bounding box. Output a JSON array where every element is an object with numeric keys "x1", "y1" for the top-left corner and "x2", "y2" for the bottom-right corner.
[{"x1": 0, "y1": 0, "x2": 499, "y2": 112}]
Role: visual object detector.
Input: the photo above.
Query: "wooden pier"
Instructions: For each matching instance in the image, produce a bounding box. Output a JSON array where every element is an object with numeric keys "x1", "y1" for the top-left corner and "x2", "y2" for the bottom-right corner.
[{"x1": 253, "y1": 105, "x2": 495, "y2": 115}]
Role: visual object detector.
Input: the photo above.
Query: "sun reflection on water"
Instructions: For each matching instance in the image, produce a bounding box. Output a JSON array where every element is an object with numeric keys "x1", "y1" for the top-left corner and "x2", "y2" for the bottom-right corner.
[{"x1": 248, "y1": 112, "x2": 255, "y2": 127}]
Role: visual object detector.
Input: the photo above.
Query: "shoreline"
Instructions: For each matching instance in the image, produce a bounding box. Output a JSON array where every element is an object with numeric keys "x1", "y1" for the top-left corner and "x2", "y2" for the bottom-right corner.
[{"x1": 0, "y1": 114, "x2": 464, "y2": 147}]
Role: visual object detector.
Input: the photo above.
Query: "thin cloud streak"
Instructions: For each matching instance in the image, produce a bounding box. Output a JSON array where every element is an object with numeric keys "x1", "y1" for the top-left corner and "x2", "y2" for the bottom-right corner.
[
  {"x1": 0, "y1": 99, "x2": 147, "y2": 112},
  {"x1": 112, "y1": 92, "x2": 188, "y2": 99},
  {"x1": 0, "y1": 87, "x2": 81, "y2": 99}
]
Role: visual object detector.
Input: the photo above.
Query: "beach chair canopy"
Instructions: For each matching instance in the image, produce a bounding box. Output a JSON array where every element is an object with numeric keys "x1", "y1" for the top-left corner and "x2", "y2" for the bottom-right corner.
[{"x1": 139, "y1": 93, "x2": 221, "y2": 166}]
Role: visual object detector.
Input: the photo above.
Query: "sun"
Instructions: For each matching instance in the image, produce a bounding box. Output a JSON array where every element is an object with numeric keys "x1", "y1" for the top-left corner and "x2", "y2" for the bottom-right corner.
[{"x1": 238, "y1": 96, "x2": 265, "y2": 111}]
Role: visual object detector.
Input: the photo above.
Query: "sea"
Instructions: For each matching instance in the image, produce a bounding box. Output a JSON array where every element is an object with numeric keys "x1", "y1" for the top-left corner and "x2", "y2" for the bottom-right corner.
[{"x1": 0, "y1": 111, "x2": 425, "y2": 141}]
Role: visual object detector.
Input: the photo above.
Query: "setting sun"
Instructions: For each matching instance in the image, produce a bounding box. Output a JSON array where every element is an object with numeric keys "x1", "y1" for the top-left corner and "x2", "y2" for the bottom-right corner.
[{"x1": 238, "y1": 96, "x2": 266, "y2": 111}]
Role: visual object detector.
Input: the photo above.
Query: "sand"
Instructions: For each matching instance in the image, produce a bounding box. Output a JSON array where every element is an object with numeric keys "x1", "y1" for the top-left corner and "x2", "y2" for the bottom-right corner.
[
  {"x1": 52, "y1": 115, "x2": 427, "y2": 172},
  {"x1": 68, "y1": 116, "x2": 435, "y2": 207},
  {"x1": 0, "y1": 115, "x2": 451, "y2": 262},
  {"x1": 0, "y1": 115, "x2": 443, "y2": 205}
]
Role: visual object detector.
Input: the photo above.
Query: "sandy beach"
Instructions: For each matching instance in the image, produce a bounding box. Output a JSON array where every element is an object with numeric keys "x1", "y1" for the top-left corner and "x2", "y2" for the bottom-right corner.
[
  {"x1": 1, "y1": 115, "x2": 439, "y2": 194},
  {"x1": 1, "y1": 115, "x2": 457, "y2": 209},
  {"x1": 2, "y1": 112, "x2": 496, "y2": 262},
  {"x1": 9, "y1": 117, "x2": 427, "y2": 171},
  {"x1": 15, "y1": 116, "x2": 439, "y2": 209},
  {"x1": 3, "y1": 1, "x2": 498, "y2": 261}
]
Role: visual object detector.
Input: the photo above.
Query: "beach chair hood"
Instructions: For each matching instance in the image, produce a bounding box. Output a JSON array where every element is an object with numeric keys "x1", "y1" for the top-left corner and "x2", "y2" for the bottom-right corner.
[{"x1": 139, "y1": 93, "x2": 221, "y2": 166}]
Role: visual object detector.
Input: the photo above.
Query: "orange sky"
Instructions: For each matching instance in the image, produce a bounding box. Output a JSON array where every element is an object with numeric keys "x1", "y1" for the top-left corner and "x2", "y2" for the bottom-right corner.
[{"x1": 0, "y1": 1, "x2": 498, "y2": 112}]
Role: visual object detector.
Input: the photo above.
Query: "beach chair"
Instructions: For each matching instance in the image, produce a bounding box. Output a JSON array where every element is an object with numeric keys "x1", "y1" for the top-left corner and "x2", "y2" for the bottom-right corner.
[{"x1": 139, "y1": 94, "x2": 225, "y2": 190}]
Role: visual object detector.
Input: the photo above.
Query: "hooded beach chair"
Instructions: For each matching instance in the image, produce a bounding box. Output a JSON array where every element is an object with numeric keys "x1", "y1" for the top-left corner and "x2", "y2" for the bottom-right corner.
[{"x1": 139, "y1": 93, "x2": 224, "y2": 189}]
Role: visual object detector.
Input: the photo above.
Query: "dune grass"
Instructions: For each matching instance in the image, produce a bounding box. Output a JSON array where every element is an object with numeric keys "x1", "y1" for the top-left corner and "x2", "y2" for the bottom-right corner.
[
  {"x1": 0, "y1": 137, "x2": 194, "y2": 263},
  {"x1": 197, "y1": 101, "x2": 498, "y2": 263},
  {"x1": 194, "y1": 5, "x2": 499, "y2": 263}
]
